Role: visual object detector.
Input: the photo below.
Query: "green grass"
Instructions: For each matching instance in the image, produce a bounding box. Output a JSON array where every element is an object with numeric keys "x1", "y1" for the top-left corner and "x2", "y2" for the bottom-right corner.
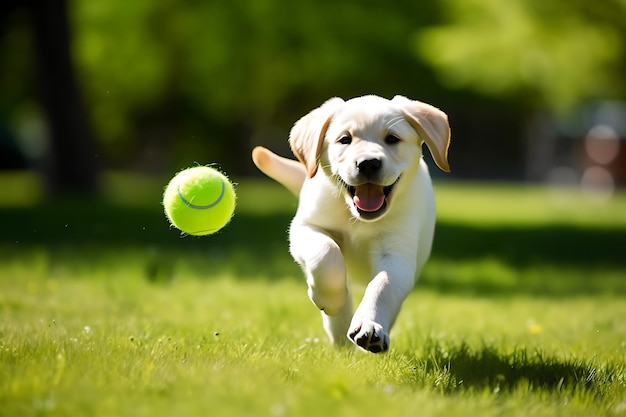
[{"x1": 1, "y1": 175, "x2": 625, "y2": 416}]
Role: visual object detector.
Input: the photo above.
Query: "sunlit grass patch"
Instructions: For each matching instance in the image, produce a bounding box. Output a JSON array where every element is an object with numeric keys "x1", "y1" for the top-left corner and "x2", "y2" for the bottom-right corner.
[
  {"x1": 434, "y1": 182, "x2": 626, "y2": 228},
  {"x1": 2, "y1": 268, "x2": 625, "y2": 417},
  {"x1": 1, "y1": 179, "x2": 625, "y2": 416}
]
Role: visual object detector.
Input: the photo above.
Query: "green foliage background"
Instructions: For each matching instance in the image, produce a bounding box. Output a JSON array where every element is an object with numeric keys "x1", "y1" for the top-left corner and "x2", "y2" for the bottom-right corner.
[
  {"x1": 67, "y1": 0, "x2": 447, "y2": 168},
  {"x1": 2, "y1": 0, "x2": 624, "y2": 174},
  {"x1": 417, "y1": 0, "x2": 626, "y2": 109}
]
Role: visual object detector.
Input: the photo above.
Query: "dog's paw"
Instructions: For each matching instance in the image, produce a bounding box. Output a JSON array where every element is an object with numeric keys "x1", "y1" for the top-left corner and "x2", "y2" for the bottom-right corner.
[{"x1": 348, "y1": 320, "x2": 389, "y2": 353}]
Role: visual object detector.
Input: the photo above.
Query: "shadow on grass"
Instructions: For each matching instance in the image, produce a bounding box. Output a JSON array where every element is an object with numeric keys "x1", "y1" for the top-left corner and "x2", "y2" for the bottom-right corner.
[
  {"x1": 1, "y1": 203, "x2": 624, "y2": 294},
  {"x1": 0, "y1": 203, "x2": 299, "y2": 280},
  {"x1": 433, "y1": 221, "x2": 626, "y2": 268},
  {"x1": 423, "y1": 221, "x2": 626, "y2": 297},
  {"x1": 403, "y1": 342, "x2": 622, "y2": 398}
]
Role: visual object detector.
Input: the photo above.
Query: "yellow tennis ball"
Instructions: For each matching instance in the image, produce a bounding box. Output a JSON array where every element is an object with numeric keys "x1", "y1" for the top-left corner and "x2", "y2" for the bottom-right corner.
[{"x1": 163, "y1": 166, "x2": 236, "y2": 236}]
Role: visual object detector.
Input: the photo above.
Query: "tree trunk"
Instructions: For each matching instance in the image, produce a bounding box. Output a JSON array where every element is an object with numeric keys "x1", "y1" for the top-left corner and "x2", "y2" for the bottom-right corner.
[{"x1": 29, "y1": 0, "x2": 100, "y2": 198}]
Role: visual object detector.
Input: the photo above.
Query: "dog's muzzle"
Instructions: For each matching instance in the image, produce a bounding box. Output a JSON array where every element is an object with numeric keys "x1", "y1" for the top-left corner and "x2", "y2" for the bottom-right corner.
[{"x1": 340, "y1": 178, "x2": 399, "y2": 220}]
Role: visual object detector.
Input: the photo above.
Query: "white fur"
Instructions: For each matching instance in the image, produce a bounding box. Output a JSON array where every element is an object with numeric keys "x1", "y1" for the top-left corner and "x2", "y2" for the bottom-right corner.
[{"x1": 252, "y1": 95, "x2": 450, "y2": 352}]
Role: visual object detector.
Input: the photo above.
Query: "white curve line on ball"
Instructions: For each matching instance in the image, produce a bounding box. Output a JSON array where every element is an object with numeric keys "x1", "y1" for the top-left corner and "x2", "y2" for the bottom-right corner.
[{"x1": 178, "y1": 178, "x2": 225, "y2": 209}]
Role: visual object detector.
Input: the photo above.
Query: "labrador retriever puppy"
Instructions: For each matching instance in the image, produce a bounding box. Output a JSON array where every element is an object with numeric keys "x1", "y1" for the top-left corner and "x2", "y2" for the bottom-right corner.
[{"x1": 252, "y1": 95, "x2": 450, "y2": 353}]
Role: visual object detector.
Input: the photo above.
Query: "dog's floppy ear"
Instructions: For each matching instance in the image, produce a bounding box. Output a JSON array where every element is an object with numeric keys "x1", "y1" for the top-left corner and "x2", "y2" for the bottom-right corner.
[
  {"x1": 392, "y1": 95, "x2": 451, "y2": 172},
  {"x1": 289, "y1": 97, "x2": 344, "y2": 178}
]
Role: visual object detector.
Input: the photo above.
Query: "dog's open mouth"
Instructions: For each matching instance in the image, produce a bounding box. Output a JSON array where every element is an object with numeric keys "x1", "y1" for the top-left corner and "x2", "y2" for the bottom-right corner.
[{"x1": 341, "y1": 178, "x2": 399, "y2": 219}]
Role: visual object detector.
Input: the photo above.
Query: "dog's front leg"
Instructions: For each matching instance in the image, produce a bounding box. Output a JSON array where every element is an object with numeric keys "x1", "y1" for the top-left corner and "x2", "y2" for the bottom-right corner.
[
  {"x1": 348, "y1": 256, "x2": 416, "y2": 353},
  {"x1": 289, "y1": 224, "x2": 353, "y2": 345}
]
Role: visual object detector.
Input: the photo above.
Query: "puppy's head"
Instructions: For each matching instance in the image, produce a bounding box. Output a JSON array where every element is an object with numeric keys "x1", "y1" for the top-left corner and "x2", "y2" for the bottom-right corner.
[{"x1": 290, "y1": 95, "x2": 450, "y2": 221}]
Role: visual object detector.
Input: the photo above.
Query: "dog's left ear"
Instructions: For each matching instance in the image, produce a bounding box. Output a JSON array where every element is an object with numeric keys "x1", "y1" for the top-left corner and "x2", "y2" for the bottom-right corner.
[
  {"x1": 392, "y1": 95, "x2": 451, "y2": 172},
  {"x1": 290, "y1": 97, "x2": 345, "y2": 178}
]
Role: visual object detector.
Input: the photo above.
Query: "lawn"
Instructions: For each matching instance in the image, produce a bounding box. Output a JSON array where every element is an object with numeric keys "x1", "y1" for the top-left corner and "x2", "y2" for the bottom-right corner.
[{"x1": 1, "y1": 174, "x2": 625, "y2": 417}]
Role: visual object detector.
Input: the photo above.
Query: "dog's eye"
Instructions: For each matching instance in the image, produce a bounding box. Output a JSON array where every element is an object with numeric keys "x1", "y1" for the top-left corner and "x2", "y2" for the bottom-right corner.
[
  {"x1": 385, "y1": 134, "x2": 401, "y2": 145},
  {"x1": 338, "y1": 134, "x2": 352, "y2": 145}
]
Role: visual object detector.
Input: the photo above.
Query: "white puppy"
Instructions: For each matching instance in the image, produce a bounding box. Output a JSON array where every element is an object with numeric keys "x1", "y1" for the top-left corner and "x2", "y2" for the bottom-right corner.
[{"x1": 252, "y1": 95, "x2": 450, "y2": 353}]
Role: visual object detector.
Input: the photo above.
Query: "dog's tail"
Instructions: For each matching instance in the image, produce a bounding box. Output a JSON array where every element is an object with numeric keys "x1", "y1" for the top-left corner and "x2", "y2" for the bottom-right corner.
[{"x1": 252, "y1": 146, "x2": 306, "y2": 196}]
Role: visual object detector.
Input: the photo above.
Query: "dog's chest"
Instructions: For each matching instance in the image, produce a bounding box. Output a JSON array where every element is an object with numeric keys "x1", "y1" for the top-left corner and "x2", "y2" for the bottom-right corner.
[{"x1": 336, "y1": 226, "x2": 386, "y2": 283}]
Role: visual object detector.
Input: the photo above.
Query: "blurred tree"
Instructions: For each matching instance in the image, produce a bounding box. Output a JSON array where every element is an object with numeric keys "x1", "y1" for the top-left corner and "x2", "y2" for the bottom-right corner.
[
  {"x1": 0, "y1": 0, "x2": 100, "y2": 197},
  {"x1": 69, "y1": 0, "x2": 446, "y2": 174},
  {"x1": 5, "y1": 0, "x2": 624, "y2": 185},
  {"x1": 31, "y1": 0, "x2": 100, "y2": 196},
  {"x1": 415, "y1": 0, "x2": 626, "y2": 111}
]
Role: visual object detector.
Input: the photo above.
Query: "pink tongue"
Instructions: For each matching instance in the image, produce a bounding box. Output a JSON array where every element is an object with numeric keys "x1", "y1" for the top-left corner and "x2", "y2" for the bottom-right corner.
[{"x1": 353, "y1": 184, "x2": 385, "y2": 212}]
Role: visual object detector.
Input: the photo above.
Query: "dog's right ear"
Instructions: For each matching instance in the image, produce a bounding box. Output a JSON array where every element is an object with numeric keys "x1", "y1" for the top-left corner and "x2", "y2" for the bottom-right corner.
[
  {"x1": 392, "y1": 95, "x2": 451, "y2": 172},
  {"x1": 289, "y1": 97, "x2": 344, "y2": 178}
]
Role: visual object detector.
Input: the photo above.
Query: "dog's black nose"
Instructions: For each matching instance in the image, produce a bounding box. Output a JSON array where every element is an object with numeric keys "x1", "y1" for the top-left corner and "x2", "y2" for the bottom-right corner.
[{"x1": 357, "y1": 158, "x2": 382, "y2": 177}]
